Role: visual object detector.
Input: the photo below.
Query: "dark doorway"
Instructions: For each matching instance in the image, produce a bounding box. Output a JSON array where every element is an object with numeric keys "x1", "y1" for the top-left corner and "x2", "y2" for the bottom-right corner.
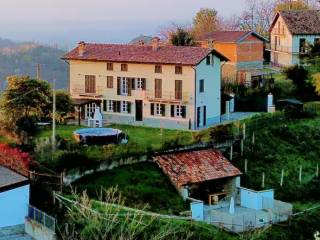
[{"x1": 135, "y1": 100, "x2": 143, "y2": 121}]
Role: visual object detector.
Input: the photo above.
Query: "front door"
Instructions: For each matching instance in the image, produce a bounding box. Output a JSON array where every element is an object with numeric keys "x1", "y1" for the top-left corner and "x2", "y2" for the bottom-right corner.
[{"x1": 135, "y1": 100, "x2": 143, "y2": 121}]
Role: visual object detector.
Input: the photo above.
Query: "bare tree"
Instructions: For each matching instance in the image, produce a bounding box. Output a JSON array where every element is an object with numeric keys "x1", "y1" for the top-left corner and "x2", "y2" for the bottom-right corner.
[
  {"x1": 238, "y1": 0, "x2": 275, "y2": 36},
  {"x1": 193, "y1": 8, "x2": 220, "y2": 39}
]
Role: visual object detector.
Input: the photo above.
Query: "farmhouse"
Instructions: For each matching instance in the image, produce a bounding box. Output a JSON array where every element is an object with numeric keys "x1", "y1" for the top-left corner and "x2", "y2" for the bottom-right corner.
[
  {"x1": 267, "y1": 10, "x2": 320, "y2": 66},
  {"x1": 62, "y1": 38, "x2": 228, "y2": 130},
  {"x1": 197, "y1": 31, "x2": 267, "y2": 86}
]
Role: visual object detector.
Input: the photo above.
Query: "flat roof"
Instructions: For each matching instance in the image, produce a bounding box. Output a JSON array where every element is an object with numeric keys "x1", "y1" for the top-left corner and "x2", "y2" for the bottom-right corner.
[{"x1": 0, "y1": 166, "x2": 29, "y2": 192}]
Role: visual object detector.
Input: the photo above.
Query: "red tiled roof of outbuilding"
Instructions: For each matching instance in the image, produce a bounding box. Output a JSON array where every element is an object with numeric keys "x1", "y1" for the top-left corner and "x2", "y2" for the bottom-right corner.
[
  {"x1": 153, "y1": 149, "x2": 242, "y2": 188},
  {"x1": 62, "y1": 43, "x2": 228, "y2": 65},
  {"x1": 198, "y1": 31, "x2": 267, "y2": 43}
]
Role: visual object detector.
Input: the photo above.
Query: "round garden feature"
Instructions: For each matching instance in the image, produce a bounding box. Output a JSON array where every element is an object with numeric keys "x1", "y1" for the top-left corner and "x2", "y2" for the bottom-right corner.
[{"x1": 73, "y1": 128, "x2": 128, "y2": 145}]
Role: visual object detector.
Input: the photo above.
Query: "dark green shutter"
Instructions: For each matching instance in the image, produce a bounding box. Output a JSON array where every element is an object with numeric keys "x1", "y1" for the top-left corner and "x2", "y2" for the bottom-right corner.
[
  {"x1": 131, "y1": 78, "x2": 135, "y2": 90},
  {"x1": 128, "y1": 78, "x2": 132, "y2": 96},
  {"x1": 141, "y1": 78, "x2": 146, "y2": 90},
  {"x1": 182, "y1": 106, "x2": 186, "y2": 118},
  {"x1": 151, "y1": 103, "x2": 154, "y2": 115},
  {"x1": 127, "y1": 102, "x2": 131, "y2": 113},
  {"x1": 171, "y1": 105, "x2": 175, "y2": 117},
  {"x1": 112, "y1": 101, "x2": 116, "y2": 112},
  {"x1": 103, "y1": 100, "x2": 107, "y2": 112},
  {"x1": 161, "y1": 104, "x2": 165, "y2": 116},
  {"x1": 117, "y1": 77, "x2": 121, "y2": 95}
]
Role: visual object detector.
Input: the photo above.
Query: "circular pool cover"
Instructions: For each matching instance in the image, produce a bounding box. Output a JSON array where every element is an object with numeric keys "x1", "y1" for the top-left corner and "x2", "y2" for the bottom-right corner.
[{"x1": 73, "y1": 128, "x2": 128, "y2": 145}]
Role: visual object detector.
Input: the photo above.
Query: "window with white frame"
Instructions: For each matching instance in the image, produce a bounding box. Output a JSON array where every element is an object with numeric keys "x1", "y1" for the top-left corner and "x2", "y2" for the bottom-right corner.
[
  {"x1": 156, "y1": 104, "x2": 162, "y2": 116},
  {"x1": 107, "y1": 100, "x2": 113, "y2": 112},
  {"x1": 121, "y1": 101, "x2": 128, "y2": 113},
  {"x1": 136, "y1": 78, "x2": 143, "y2": 90},
  {"x1": 175, "y1": 105, "x2": 183, "y2": 117},
  {"x1": 121, "y1": 78, "x2": 128, "y2": 95}
]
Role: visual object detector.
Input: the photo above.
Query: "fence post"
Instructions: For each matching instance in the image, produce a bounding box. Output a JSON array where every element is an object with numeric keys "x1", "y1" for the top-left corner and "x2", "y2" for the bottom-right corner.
[
  {"x1": 262, "y1": 172, "x2": 265, "y2": 189},
  {"x1": 244, "y1": 159, "x2": 248, "y2": 173},
  {"x1": 299, "y1": 166, "x2": 302, "y2": 184},
  {"x1": 252, "y1": 132, "x2": 255, "y2": 145},
  {"x1": 316, "y1": 164, "x2": 319, "y2": 178},
  {"x1": 280, "y1": 169, "x2": 284, "y2": 187},
  {"x1": 241, "y1": 140, "x2": 244, "y2": 156},
  {"x1": 243, "y1": 123, "x2": 246, "y2": 140},
  {"x1": 230, "y1": 145, "x2": 233, "y2": 161}
]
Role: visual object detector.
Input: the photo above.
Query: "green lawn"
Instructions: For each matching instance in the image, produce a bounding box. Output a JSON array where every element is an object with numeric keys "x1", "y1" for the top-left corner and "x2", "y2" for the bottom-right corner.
[
  {"x1": 36, "y1": 124, "x2": 194, "y2": 151},
  {"x1": 72, "y1": 162, "x2": 188, "y2": 215}
]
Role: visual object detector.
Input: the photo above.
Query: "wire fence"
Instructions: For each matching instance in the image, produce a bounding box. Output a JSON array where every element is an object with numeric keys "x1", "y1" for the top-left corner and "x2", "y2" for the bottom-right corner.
[{"x1": 27, "y1": 204, "x2": 56, "y2": 232}]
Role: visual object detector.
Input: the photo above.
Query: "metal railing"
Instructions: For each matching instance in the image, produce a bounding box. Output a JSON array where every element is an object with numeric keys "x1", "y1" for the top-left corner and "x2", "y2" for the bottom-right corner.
[
  {"x1": 265, "y1": 43, "x2": 309, "y2": 54},
  {"x1": 27, "y1": 205, "x2": 56, "y2": 232},
  {"x1": 145, "y1": 90, "x2": 191, "y2": 103}
]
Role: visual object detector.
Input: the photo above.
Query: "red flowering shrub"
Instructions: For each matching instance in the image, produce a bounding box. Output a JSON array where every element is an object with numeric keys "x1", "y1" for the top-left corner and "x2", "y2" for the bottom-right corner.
[{"x1": 0, "y1": 144, "x2": 31, "y2": 176}]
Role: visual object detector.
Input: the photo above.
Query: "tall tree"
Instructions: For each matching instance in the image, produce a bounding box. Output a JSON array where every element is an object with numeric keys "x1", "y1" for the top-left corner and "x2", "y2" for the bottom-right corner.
[
  {"x1": 275, "y1": 0, "x2": 312, "y2": 11},
  {"x1": 193, "y1": 8, "x2": 219, "y2": 39},
  {"x1": 170, "y1": 28, "x2": 195, "y2": 46}
]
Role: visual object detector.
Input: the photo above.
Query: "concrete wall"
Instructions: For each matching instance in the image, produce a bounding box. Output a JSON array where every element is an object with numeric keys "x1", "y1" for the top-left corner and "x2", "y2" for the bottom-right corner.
[
  {"x1": 0, "y1": 185, "x2": 29, "y2": 227},
  {"x1": 191, "y1": 201, "x2": 204, "y2": 221},
  {"x1": 195, "y1": 54, "x2": 221, "y2": 129},
  {"x1": 240, "y1": 187, "x2": 274, "y2": 210}
]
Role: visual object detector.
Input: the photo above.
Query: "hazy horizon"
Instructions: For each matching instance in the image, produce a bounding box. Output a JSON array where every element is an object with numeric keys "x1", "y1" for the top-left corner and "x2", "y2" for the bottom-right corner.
[{"x1": 0, "y1": 0, "x2": 246, "y2": 49}]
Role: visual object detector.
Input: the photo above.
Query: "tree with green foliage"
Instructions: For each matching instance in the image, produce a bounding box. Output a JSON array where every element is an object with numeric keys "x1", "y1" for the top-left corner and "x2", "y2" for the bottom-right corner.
[
  {"x1": 0, "y1": 75, "x2": 51, "y2": 134},
  {"x1": 193, "y1": 8, "x2": 219, "y2": 40},
  {"x1": 275, "y1": 0, "x2": 311, "y2": 11},
  {"x1": 51, "y1": 90, "x2": 73, "y2": 123},
  {"x1": 170, "y1": 28, "x2": 195, "y2": 46}
]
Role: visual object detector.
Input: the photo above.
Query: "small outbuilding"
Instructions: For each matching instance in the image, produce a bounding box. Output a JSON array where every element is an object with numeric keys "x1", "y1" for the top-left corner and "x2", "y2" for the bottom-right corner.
[
  {"x1": 153, "y1": 149, "x2": 242, "y2": 204},
  {"x1": 0, "y1": 166, "x2": 30, "y2": 228}
]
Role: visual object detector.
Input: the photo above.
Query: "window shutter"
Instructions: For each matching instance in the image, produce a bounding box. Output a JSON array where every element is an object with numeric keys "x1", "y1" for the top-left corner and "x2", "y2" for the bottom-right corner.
[
  {"x1": 150, "y1": 103, "x2": 154, "y2": 115},
  {"x1": 171, "y1": 105, "x2": 175, "y2": 117},
  {"x1": 131, "y1": 78, "x2": 135, "y2": 90},
  {"x1": 112, "y1": 101, "x2": 116, "y2": 112},
  {"x1": 117, "y1": 77, "x2": 121, "y2": 95},
  {"x1": 103, "y1": 100, "x2": 107, "y2": 112},
  {"x1": 141, "y1": 78, "x2": 146, "y2": 90},
  {"x1": 128, "y1": 78, "x2": 132, "y2": 96},
  {"x1": 203, "y1": 106, "x2": 206, "y2": 126},
  {"x1": 161, "y1": 104, "x2": 165, "y2": 116},
  {"x1": 182, "y1": 106, "x2": 186, "y2": 118},
  {"x1": 127, "y1": 102, "x2": 131, "y2": 113},
  {"x1": 117, "y1": 101, "x2": 121, "y2": 113}
]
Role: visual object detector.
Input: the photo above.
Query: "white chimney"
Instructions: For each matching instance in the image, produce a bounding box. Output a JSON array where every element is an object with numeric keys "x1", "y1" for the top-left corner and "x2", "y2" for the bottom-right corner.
[
  {"x1": 78, "y1": 41, "x2": 86, "y2": 56},
  {"x1": 152, "y1": 37, "x2": 160, "y2": 51}
]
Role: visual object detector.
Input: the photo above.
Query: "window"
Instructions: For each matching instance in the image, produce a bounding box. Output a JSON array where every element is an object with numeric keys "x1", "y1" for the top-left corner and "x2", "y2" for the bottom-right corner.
[
  {"x1": 107, "y1": 100, "x2": 113, "y2": 112},
  {"x1": 155, "y1": 79, "x2": 162, "y2": 98},
  {"x1": 151, "y1": 103, "x2": 165, "y2": 116},
  {"x1": 299, "y1": 38, "x2": 306, "y2": 53},
  {"x1": 85, "y1": 75, "x2": 96, "y2": 93},
  {"x1": 155, "y1": 65, "x2": 162, "y2": 73},
  {"x1": 136, "y1": 78, "x2": 146, "y2": 90},
  {"x1": 121, "y1": 78, "x2": 128, "y2": 95},
  {"x1": 103, "y1": 100, "x2": 107, "y2": 112},
  {"x1": 121, "y1": 64, "x2": 128, "y2": 71},
  {"x1": 113, "y1": 101, "x2": 121, "y2": 113},
  {"x1": 107, "y1": 76, "x2": 113, "y2": 88},
  {"x1": 121, "y1": 101, "x2": 128, "y2": 113},
  {"x1": 315, "y1": 38, "x2": 320, "y2": 45},
  {"x1": 199, "y1": 79, "x2": 204, "y2": 93},
  {"x1": 206, "y1": 56, "x2": 211, "y2": 65},
  {"x1": 175, "y1": 66, "x2": 182, "y2": 74},
  {"x1": 171, "y1": 105, "x2": 186, "y2": 118},
  {"x1": 175, "y1": 80, "x2": 182, "y2": 100},
  {"x1": 107, "y1": 63, "x2": 113, "y2": 71}
]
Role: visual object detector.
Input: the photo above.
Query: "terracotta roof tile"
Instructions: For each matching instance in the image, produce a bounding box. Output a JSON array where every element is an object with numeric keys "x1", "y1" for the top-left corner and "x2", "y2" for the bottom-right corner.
[
  {"x1": 274, "y1": 10, "x2": 320, "y2": 35},
  {"x1": 153, "y1": 149, "x2": 242, "y2": 188},
  {"x1": 199, "y1": 31, "x2": 252, "y2": 42},
  {"x1": 62, "y1": 43, "x2": 228, "y2": 65}
]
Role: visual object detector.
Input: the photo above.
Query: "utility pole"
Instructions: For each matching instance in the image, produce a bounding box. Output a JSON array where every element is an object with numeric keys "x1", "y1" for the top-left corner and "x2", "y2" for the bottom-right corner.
[
  {"x1": 52, "y1": 79, "x2": 56, "y2": 155},
  {"x1": 36, "y1": 64, "x2": 41, "y2": 80}
]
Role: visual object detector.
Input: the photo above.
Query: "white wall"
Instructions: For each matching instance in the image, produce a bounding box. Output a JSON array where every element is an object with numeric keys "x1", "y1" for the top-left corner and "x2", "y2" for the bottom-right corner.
[
  {"x1": 240, "y1": 188, "x2": 274, "y2": 211},
  {"x1": 0, "y1": 185, "x2": 29, "y2": 227}
]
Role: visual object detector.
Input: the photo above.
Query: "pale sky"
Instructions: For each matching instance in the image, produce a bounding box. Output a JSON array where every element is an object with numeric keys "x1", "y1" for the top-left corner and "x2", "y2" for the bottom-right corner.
[{"x1": 0, "y1": 0, "x2": 246, "y2": 48}]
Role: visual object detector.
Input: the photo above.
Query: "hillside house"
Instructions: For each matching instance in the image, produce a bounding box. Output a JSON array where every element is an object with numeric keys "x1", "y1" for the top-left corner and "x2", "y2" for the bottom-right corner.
[
  {"x1": 197, "y1": 31, "x2": 268, "y2": 86},
  {"x1": 267, "y1": 10, "x2": 320, "y2": 66},
  {"x1": 62, "y1": 38, "x2": 228, "y2": 130},
  {"x1": 154, "y1": 149, "x2": 292, "y2": 233}
]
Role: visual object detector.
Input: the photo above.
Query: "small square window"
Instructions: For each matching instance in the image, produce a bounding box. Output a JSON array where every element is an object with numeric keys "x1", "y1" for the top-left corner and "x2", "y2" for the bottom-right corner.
[
  {"x1": 121, "y1": 101, "x2": 128, "y2": 113},
  {"x1": 107, "y1": 76, "x2": 113, "y2": 88},
  {"x1": 155, "y1": 65, "x2": 162, "y2": 73},
  {"x1": 121, "y1": 64, "x2": 128, "y2": 72},
  {"x1": 107, "y1": 63, "x2": 113, "y2": 71},
  {"x1": 175, "y1": 66, "x2": 182, "y2": 74}
]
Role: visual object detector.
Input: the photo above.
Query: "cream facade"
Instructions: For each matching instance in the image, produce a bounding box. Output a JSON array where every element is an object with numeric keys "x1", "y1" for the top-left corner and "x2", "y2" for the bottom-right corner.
[{"x1": 69, "y1": 54, "x2": 222, "y2": 130}]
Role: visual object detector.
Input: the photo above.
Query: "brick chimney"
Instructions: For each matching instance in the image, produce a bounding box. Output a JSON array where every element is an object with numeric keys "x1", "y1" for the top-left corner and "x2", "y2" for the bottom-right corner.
[
  {"x1": 151, "y1": 37, "x2": 160, "y2": 51},
  {"x1": 78, "y1": 41, "x2": 86, "y2": 56},
  {"x1": 138, "y1": 40, "x2": 145, "y2": 46}
]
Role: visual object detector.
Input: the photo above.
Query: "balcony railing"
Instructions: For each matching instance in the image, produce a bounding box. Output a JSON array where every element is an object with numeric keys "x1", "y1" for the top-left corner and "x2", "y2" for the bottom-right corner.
[
  {"x1": 146, "y1": 90, "x2": 191, "y2": 103},
  {"x1": 71, "y1": 84, "x2": 104, "y2": 98},
  {"x1": 265, "y1": 43, "x2": 309, "y2": 54}
]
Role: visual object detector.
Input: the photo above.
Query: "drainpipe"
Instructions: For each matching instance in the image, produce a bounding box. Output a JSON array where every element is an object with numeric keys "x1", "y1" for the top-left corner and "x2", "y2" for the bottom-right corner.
[
  {"x1": 192, "y1": 66, "x2": 197, "y2": 130},
  {"x1": 220, "y1": 61, "x2": 227, "y2": 123}
]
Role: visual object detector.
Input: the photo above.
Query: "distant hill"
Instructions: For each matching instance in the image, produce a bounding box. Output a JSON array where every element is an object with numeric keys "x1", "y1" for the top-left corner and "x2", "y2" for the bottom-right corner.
[{"x1": 0, "y1": 38, "x2": 68, "y2": 90}]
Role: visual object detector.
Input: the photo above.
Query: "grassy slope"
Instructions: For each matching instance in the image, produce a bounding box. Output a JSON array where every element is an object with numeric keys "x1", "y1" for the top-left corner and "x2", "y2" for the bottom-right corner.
[{"x1": 73, "y1": 162, "x2": 188, "y2": 215}]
